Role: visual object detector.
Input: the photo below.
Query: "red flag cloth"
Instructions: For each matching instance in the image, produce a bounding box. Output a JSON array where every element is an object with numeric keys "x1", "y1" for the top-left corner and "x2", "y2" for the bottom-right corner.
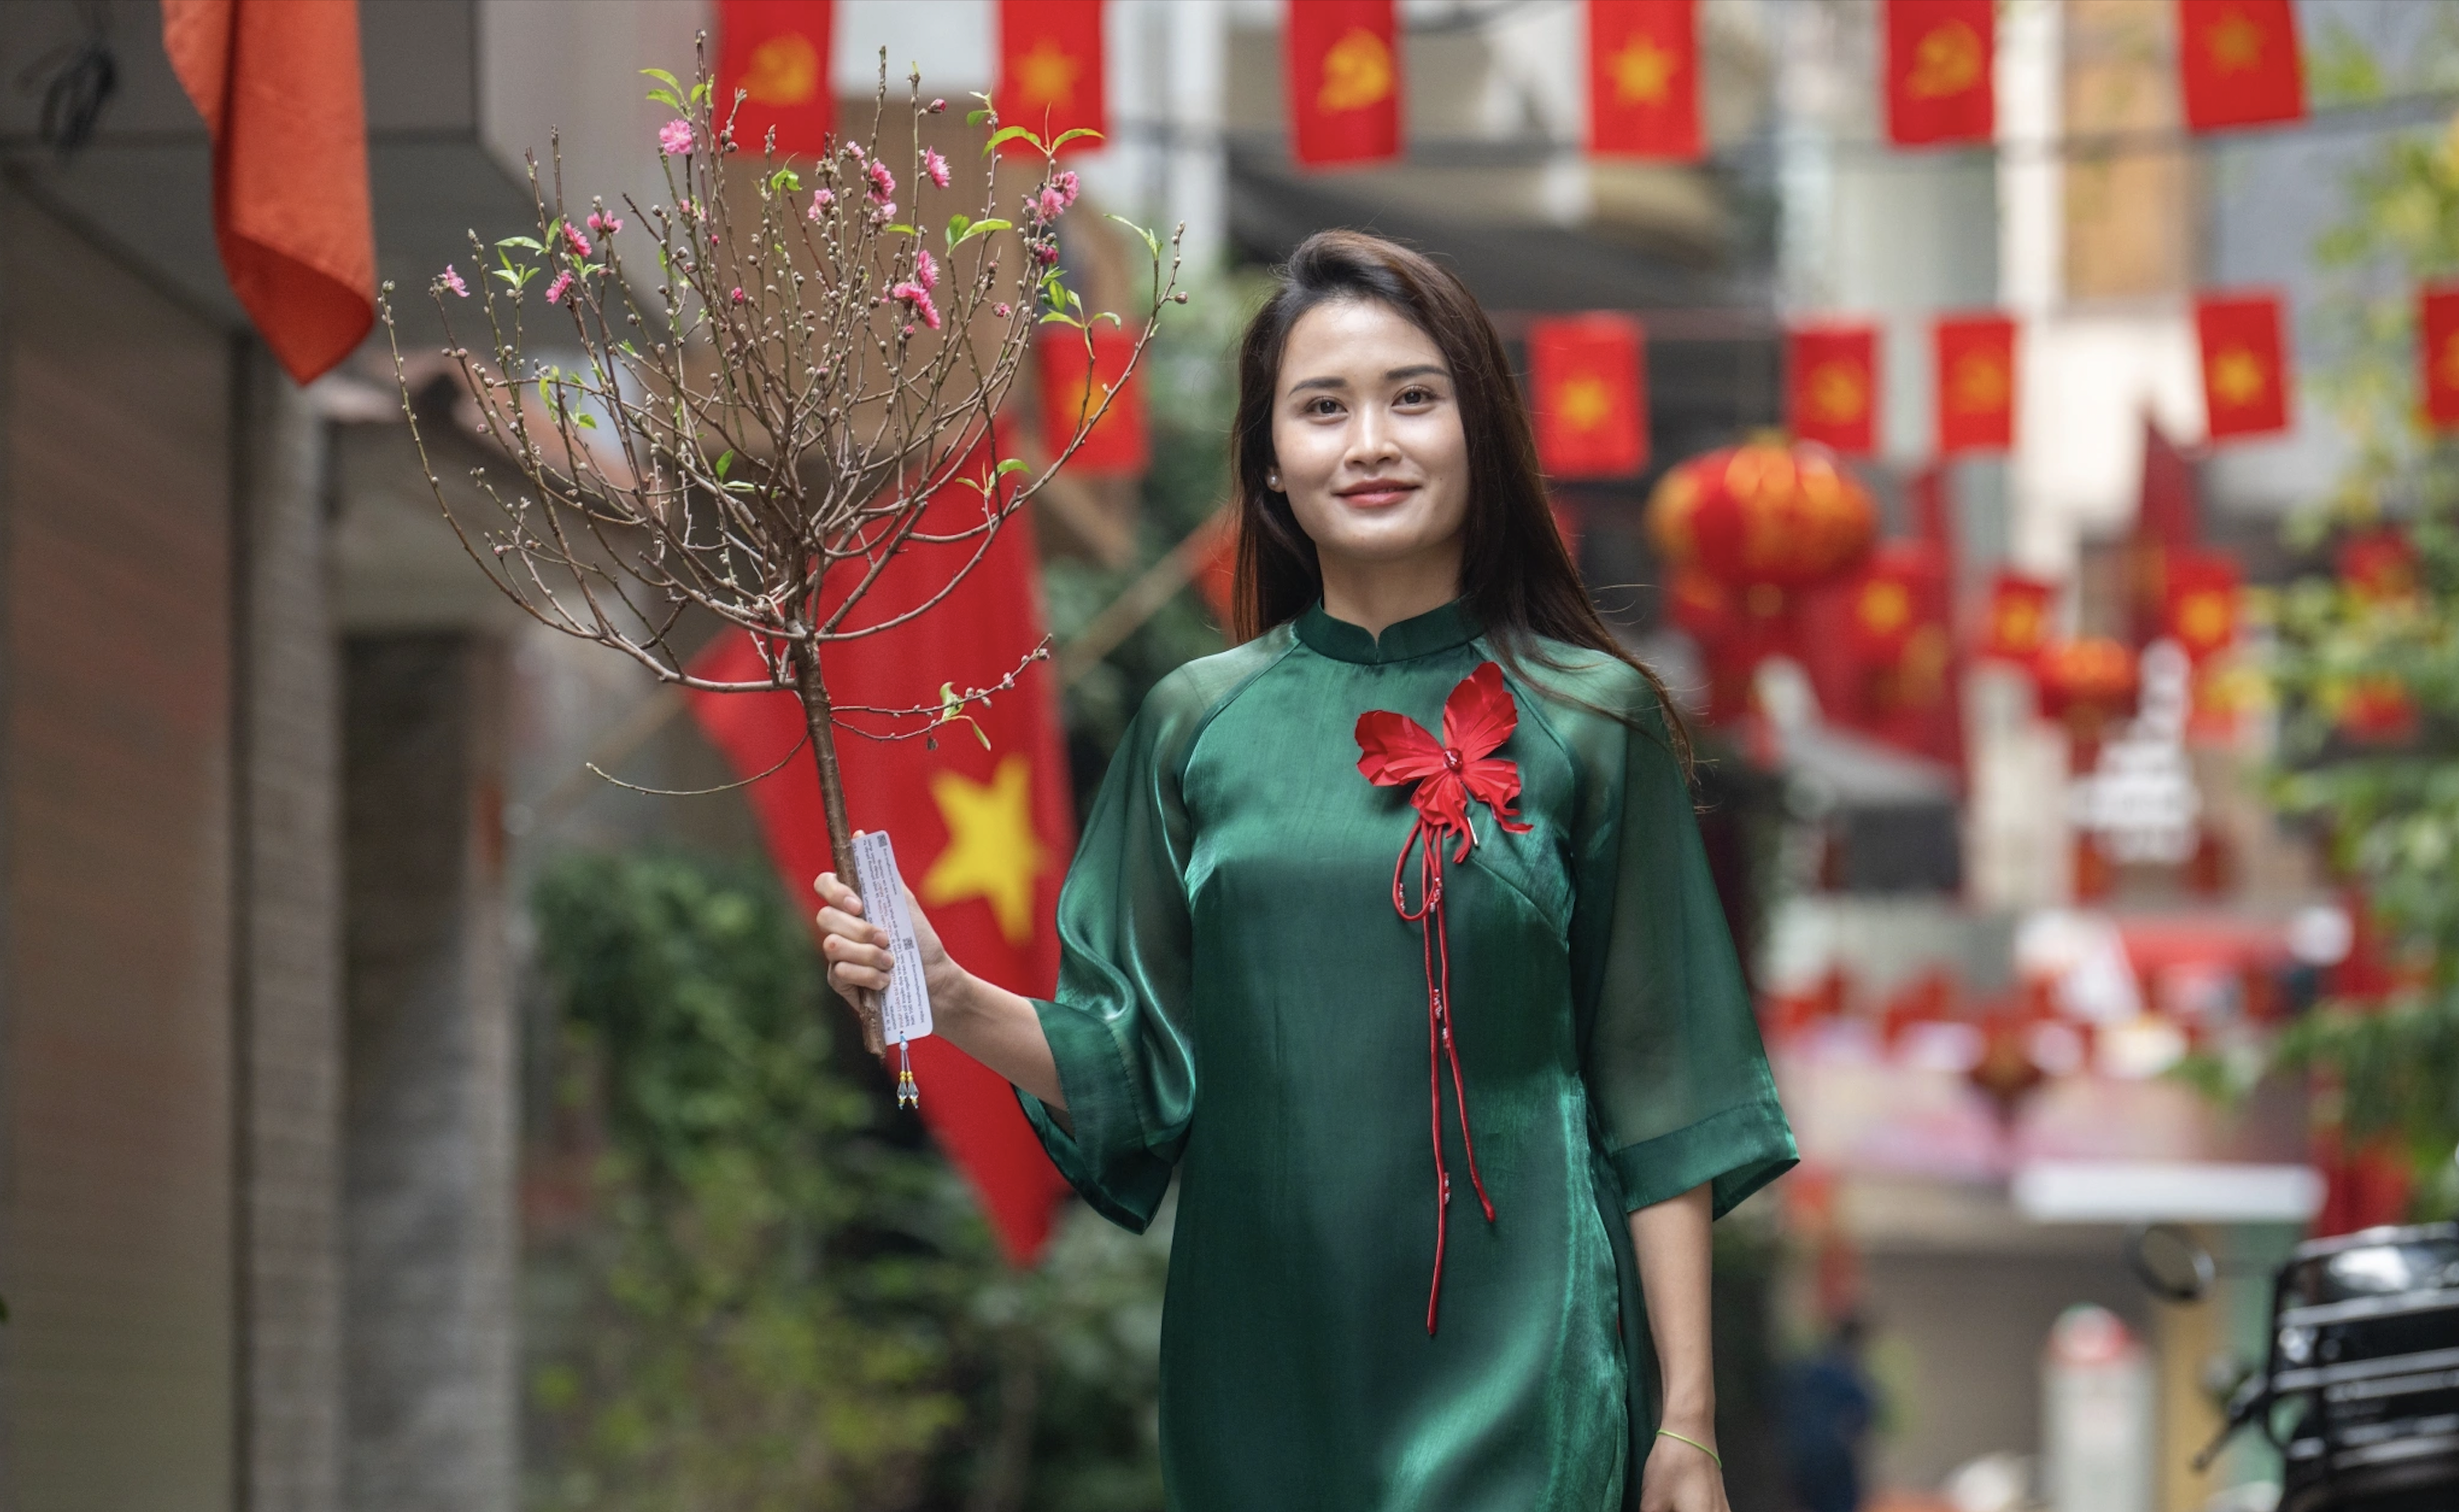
[
  {"x1": 1883, "y1": 0, "x2": 1995, "y2": 146},
  {"x1": 1977, "y1": 571, "x2": 2055, "y2": 665},
  {"x1": 687, "y1": 462, "x2": 1074, "y2": 1265},
  {"x1": 1910, "y1": 463, "x2": 1955, "y2": 557},
  {"x1": 2420, "y1": 283, "x2": 2459, "y2": 429},
  {"x1": 1798, "y1": 541, "x2": 1963, "y2": 771},
  {"x1": 1038, "y1": 327, "x2": 1147, "y2": 476},
  {"x1": 1588, "y1": 0, "x2": 1701, "y2": 161},
  {"x1": 1528, "y1": 314, "x2": 1649, "y2": 478},
  {"x1": 718, "y1": 0, "x2": 836, "y2": 154},
  {"x1": 1788, "y1": 325, "x2": 1880, "y2": 455},
  {"x1": 2196, "y1": 291, "x2": 2292, "y2": 440},
  {"x1": 1934, "y1": 314, "x2": 2017, "y2": 453},
  {"x1": 1288, "y1": 0, "x2": 1402, "y2": 167},
  {"x1": 2161, "y1": 548, "x2": 2240, "y2": 662},
  {"x1": 162, "y1": 0, "x2": 375, "y2": 384},
  {"x1": 2138, "y1": 415, "x2": 2200, "y2": 548},
  {"x1": 997, "y1": 0, "x2": 1106, "y2": 154},
  {"x1": 2178, "y1": 0, "x2": 2305, "y2": 133}
]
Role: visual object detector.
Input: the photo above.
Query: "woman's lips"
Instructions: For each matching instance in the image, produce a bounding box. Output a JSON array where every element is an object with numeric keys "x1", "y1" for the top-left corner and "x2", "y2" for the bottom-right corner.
[{"x1": 1336, "y1": 481, "x2": 1417, "y2": 509}]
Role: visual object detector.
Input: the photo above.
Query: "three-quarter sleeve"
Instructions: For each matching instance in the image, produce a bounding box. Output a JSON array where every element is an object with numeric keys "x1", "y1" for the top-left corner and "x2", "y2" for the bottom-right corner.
[
  {"x1": 1567, "y1": 675, "x2": 1795, "y2": 1218},
  {"x1": 1014, "y1": 685, "x2": 1202, "y2": 1233}
]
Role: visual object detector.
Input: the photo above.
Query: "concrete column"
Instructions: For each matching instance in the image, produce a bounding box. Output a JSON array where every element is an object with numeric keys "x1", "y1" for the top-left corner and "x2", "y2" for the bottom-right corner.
[
  {"x1": 342, "y1": 635, "x2": 514, "y2": 1512},
  {"x1": 233, "y1": 350, "x2": 345, "y2": 1512}
]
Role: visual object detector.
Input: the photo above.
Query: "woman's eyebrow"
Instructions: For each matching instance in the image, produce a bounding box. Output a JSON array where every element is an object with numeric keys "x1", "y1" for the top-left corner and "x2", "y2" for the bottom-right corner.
[
  {"x1": 1386, "y1": 364, "x2": 1448, "y2": 381},
  {"x1": 1287, "y1": 375, "x2": 1350, "y2": 394}
]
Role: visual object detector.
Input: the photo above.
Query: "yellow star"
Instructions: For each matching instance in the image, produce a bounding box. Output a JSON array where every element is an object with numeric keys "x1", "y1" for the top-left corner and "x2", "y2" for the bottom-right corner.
[
  {"x1": 1859, "y1": 579, "x2": 1911, "y2": 634},
  {"x1": 1950, "y1": 352, "x2": 2009, "y2": 414},
  {"x1": 2209, "y1": 346, "x2": 2268, "y2": 407},
  {"x1": 1995, "y1": 597, "x2": 2040, "y2": 649},
  {"x1": 2177, "y1": 591, "x2": 2231, "y2": 648},
  {"x1": 1608, "y1": 35, "x2": 1676, "y2": 106},
  {"x1": 1808, "y1": 360, "x2": 1868, "y2": 422},
  {"x1": 921, "y1": 754, "x2": 1047, "y2": 946},
  {"x1": 744, "y1": 32, "x2": 821, "y2": 105},
  {"x1": 1556, "y1": 374, "x2": 1614, "y2": 432},
  {"x1": 2207, "y1": 11, "x2": 2263, "y2": 73},
  {"x1": 1011, "y1": 37, "x2": 1080, "y2": 112},
  {"x1": 1906, "y1": 20, "x2": 1984, "y2": 99},
  {"x1": 1319, "y1": 27, "x2": 1395, "y2": 112}
]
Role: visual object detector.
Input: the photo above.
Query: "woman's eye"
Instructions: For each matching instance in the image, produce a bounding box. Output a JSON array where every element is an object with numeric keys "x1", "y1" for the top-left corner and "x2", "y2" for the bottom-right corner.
[
  {"x1": 1306, "y1": 397, "x2": 1342, "y2": 415},
  {"x1": 1397, "y1": 386, "x2": 1436, "y2": 406}
]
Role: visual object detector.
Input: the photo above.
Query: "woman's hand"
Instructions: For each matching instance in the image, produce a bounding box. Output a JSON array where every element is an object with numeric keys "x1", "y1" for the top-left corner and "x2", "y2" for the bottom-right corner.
[
  {"x1": 813, "y1": 847, "x2": 967, "y2": 1011},
  {"x1": 1636, "y1": 1423, "x2": 1730, "y2": 1512}
]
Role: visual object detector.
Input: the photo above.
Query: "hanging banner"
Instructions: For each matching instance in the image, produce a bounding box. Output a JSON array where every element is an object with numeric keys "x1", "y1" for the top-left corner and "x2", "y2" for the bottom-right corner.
[
  {"x1": 1288, "y1": 0, "x2": 1401, "y2": 167},
  {"x1": 1788, "y1": 325, "x2": 1880, "y2": 455},
  {"x1": 2195, "y1": 291, "x2": 2292, "y2": 440},
  {"x1": 1979, "y1": 571, "x2": 2056, "y2": 665},
  {"x1": 2161, "y1": 549, "x2": 2240, "y2": 662},
  {"x1": 1935, "y1": 313, "x2": 2017, "y2": 453},
  {"x1": 2178, "y1": 0, "x2": 2305, "y2": 133},
  {"x1": 1884, "y1": 0, "x2": 1995, "y2": 146},
  {"x1": 717, "y1": 0, "x2": 836, "y2": 154},
  {"x1": 1039, "y1": 326, "x2": 1148, "y2": 476},
  {"x1": 997, "y1": 0, "x2": 1106, "y2": 154},
  {"x1": 1528, "y1": 313, "x2": 1649, "y2": 478},
  {"x1": 2420, "y1": 283, "x2": 2459, "y2": 429},
  {"x1": 1588, "y1": 0, "x2": 1700, "y2": 161}
]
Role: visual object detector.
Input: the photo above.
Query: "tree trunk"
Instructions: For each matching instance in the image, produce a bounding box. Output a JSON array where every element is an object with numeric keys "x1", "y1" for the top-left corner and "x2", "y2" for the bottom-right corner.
[{"x1": 793, "y1": 638, "x2": 887, "y2": 1056}]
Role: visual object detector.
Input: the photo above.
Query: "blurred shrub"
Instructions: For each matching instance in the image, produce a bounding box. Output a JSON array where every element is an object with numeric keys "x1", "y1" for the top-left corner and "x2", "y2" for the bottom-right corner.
[{"x1": 523, "y1": 849, "x2": 1167, "y2": 1512}]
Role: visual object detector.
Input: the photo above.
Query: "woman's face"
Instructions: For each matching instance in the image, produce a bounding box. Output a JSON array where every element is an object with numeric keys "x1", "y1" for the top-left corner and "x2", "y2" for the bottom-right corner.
[{"x1": 1268, "y1": 298, "x2": 1471, "y2": 580}]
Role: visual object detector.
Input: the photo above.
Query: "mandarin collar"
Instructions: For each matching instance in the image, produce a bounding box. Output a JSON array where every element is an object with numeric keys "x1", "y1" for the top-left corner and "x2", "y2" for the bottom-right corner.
[{"x1": 1293, "y1": 599, "x2": 1483, "y2": 665}]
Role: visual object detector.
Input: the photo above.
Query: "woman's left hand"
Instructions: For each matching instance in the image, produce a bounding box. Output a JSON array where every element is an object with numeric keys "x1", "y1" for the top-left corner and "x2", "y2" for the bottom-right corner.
[{"x1": 1636, "y1": 1426, "x2": 1730, "y2": 1512}]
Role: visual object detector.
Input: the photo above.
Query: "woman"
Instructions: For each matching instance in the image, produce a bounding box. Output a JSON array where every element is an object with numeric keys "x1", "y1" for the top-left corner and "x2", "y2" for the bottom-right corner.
[{"x1": 816, "y1": 229, "x2": 1794, "y2": 1511}]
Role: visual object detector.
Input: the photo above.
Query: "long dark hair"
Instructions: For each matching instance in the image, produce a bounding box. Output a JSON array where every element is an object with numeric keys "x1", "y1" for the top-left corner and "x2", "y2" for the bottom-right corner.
[{"x1": 1229, "y1": 229, "x2": 1689, "y2": 767}]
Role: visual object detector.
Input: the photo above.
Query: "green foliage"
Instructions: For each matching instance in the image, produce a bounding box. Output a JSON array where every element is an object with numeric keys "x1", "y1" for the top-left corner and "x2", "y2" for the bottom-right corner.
[
  {"x1": 2252, "y1": 24, "x2": 2459, "y2": 1218},
  {"x1": 524, "y1": 851, "x2": 1169, "y2": 1511}
]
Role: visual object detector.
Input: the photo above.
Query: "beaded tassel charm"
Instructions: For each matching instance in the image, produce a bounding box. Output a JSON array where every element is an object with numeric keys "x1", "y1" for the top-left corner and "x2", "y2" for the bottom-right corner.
[{"x1": 896, "y1": 1039, "x2": 921, "y2": 1109}]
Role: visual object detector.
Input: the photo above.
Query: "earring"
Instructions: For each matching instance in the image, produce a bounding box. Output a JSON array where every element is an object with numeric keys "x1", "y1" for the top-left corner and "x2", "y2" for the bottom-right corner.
[{"x1": 1267, "y1": 472, "x2": 1282, "y2": 491}]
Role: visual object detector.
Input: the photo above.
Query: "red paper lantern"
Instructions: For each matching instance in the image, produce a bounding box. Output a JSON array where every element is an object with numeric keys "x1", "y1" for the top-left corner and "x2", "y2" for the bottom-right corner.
[
  {"x1": 2036, "y1": 636, "x2": 2139, "y2": 736},
  {"x1": 1645, "y1": 435, "x2": 1879, "y2": 604}
]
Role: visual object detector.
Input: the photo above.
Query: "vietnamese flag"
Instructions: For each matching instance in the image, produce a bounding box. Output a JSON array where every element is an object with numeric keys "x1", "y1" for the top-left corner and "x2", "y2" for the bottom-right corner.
[
  {"x1": 1979, "y1": 571, "x2": 2055, "y2": 665},
  {"x1": 688, "y1": 456, "x2": 1074, "y2": 1265},
  {"x1": 2196, "y1": 291, "x2": 2292, "y2": 440},
  {"x1": 1588, "y1": 0, "x2": 1700, "y2": 161},
  {"x1": 2178, "y1": 0, "x2": 2305, "y2": 133},
  {"x1": 2420, "y1": 283, "x2": 2459, "y2": 429},
  {"x1": 2162, "y1": 548, "x2": 2240, "y2": 662},
  {"x1": 718, "y1": 0, "x2": 835, "y2": 154},
  {"x1": 998, "y1": 0, "x2": 1106, "y2": 154},
  {"x1": 1528, "y1": 314, "x2": 1649, "y2": 478},
  {"x1": 1789, "y1": 325, "x2": 1880, "y2": 455},
  {"x1": 1039, "y1": 326, "x2": 1148, "y2": 476},
  {"x1": 1845, "y1": 544, "x2": 1934, "y2": 665},
  {"x1": 1934, "y1": 314, "x2": 2016, "y2": 454},
  {"x1": 162, "y1": 0, "x2": 375, "y2": 383},
  {"x1": 1289, "y1": 0, "x2": 1402, "y2": 167},
  {"x1": 1884, "y1": 0, "x2": 1994, "y2": 146}
]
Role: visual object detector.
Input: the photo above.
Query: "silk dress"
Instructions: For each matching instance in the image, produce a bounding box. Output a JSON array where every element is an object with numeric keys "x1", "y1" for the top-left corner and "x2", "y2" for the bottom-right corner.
[{"x1": 1017, "y1": 600, "x2": 1796, "y2": 1511}]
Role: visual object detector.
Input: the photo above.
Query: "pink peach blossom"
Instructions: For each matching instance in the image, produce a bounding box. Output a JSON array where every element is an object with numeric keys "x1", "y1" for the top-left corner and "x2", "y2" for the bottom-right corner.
[
  {"x1": 922, "y1": 148, "x2": 951, "y2": 188},
  {"x1": 658, "y1": 119, "x2": 694, "y2": 156},
  {"x1": 867, "y1": 161, "x2": 896, "y2": 202},
  {"x1": 808, "y1": 187, "x2": 836, "y2": 220},
  {"x1": 546, "y1": 271, "x2": 574, "y2": 304},
  {"x1": 439, "y1": 264, "x2": 468, "y2": 297},
  {"x1": 914, "y1": 248, "x2": 938, "y2": 292},
  {"x1": 562, "y1": 221, "x2": 591, "y2": 258}
]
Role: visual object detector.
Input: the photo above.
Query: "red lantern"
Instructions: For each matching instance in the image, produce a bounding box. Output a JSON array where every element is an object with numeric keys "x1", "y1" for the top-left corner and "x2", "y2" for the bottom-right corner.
[
  {"x1": 2036, "y1": 636, "x2": 2139, "y2": 739},
  {"x1": 2337, "y1": 527, "x2": 2418, "y2": 604},
  {"x1": 1645, "y1": 435, "x2": 1879, "y2": 608}
]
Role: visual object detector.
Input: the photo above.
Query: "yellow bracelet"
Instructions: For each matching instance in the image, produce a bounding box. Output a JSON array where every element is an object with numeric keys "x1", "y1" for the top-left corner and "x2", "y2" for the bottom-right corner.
[{"x1": 1655, "y1": 1428, "x2": 1722, "y2": 1470}]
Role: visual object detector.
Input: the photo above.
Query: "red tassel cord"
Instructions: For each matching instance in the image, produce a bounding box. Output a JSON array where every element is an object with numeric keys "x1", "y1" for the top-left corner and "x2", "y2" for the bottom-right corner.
[{"x1": 1355, "y1": 662, "x2": 1532, "y2": 1335}]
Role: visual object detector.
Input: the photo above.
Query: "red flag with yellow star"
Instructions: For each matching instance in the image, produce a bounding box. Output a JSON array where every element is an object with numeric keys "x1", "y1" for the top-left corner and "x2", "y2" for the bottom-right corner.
[
  {"x1": 2420, "y1": 283, "x2": 2459, "y2": 429},
  {"x1": 997, "y1": 0, "x2": 1105, "y2": 156},
  {"x1": 1038, "y1": 326, "x2": 1148, "y2": 476},
  {"x1": 1788, "y1": 324, "x2": 1880, "y2": 455},
  {"x1": 686, "y1": 455, "x2": 1075, "y2": 1265},
  {"x1": 1884, "y1": 0, "x2": 1994, "y2": 146},
  {"x1": 717, "y1": 0, "x2": 835, "y2": 154},
  {"x1": 1289, "y1": 0, "x2": 1402, "y2": 167},
  {"x1": 2161, "y1": 548, "x2": 2240, "y2": 663},
  {"x1": 1588, "y1": 0, "x2": 1699, "y2": 161},
  {"x1": 1978, "y1": 571, "x2": 2055, "y2": 666},
  {"x1": 1529, "y1": 313, "x2": 1649, "y2": 478},
  {"x1": 1934, "y1": 313, "x2": 2016, "y2": 453},
  {"x1": 2178, "y1": 0, "x2": 2304, "y2": 133},
  {"x1": 2195, "y1": 290, "x2": 2291, "y2": 440}
]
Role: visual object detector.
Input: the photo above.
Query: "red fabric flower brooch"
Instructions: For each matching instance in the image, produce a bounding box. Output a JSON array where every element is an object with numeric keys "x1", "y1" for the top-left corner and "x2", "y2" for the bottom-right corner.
[{"x1": 1353, "y1": 660, "x2": 1531, "y2": 1334}]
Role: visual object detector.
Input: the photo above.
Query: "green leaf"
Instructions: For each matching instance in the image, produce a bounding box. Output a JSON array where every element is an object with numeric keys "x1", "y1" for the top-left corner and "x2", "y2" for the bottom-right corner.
[
  {"x1": 1049, "y1": 127, "x2": 1104, "y2": 151},
  {"x1": 646, "y1": 88, "x2": 685, "y2": 112},
  {"x1": 575, "y1": 412, "x2": 599, "y2": 430},
  {"x1": 714, "y1": 450, "x2": 734, "y2": 480},
  {"x1": 1038, "y1": 311, "x2": 1082, "y2": 327},
  {"x1": 491, "y1": 268, "x2": 523, "y2": 289},
  {"x1": 689, "y1": 80, "x2": 711, "y2": 105},
  {"x1": 955, "y1": 218, "x2": 1012, "y2": 245},
  {"x1": 943, "y1": 213, "x2": 971, "y2": 247},
  {"x1": 982, "y1": 124, "x2": 1043, "y2": 157},
  {"x1": 995, "y1": 458, "x2": 1029, "y2": 478},
  {"x1": 965, "y1": 106, "x2": 995, "y2": 126},
  {"x1": 640, "y1": 67, "x2": 683, "y2": 91},
  {"x1": 1105, "y1": 212, "x2": 1162, "y2": 259},
  {"x1": 886, "y1": 223, "x2": 918, "y2": 236},
  {"x1": 497, "y1": 235, "x2": 544, "y2": 253}
]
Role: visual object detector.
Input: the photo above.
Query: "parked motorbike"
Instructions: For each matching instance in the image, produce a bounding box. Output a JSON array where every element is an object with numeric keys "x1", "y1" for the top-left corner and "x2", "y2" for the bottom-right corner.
[{"x1": 2132, "y1": 1221, "x2": 2459, "y2": 1512}]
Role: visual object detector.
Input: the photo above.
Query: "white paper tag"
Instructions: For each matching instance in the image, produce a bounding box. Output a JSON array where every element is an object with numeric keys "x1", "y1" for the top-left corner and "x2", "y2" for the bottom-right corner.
[{"x1": 851, "y1": 829, "x2": 932, "y2": 1046}]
